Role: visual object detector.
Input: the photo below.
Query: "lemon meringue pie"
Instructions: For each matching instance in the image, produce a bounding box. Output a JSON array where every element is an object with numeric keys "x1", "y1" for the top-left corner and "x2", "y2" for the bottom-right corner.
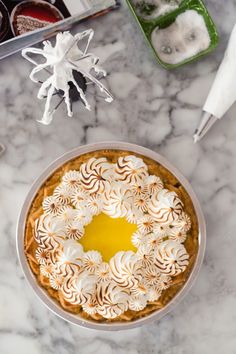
[{"x1": 25, "y1": 150, "x2": 198, "y2": 322}]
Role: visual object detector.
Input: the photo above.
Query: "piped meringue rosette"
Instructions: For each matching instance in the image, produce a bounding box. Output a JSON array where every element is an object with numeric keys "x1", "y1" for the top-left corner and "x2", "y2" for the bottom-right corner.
[{"x1": 32, "y1": 154, "x2": 193, "y2": 321}]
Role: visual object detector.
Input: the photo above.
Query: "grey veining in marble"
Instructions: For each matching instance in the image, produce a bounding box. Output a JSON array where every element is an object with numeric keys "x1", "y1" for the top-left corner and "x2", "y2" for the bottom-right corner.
[{"x1": 1, "y1": 0, "x2": 236, "y2": 353}]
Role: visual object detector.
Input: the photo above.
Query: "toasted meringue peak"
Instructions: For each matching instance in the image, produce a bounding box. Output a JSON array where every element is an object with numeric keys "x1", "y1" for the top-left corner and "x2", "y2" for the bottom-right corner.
[
  {"x1": 134, "y1": 193, "x2": 149, "y2": 212},
  {"x1": 87, "y1": 194, "x2": 103, "y2": 215},
  {"x1": 147, "y1": 287, "x2": 161, "y2": 302},
  {"x1": 80, "y1": 157, "x2": 112, "y2": 194},
  {"x1": 137, "y1": 215, "x2": 155, "y2": 234},
  {"x1": 40, "y1": 262, "x2": 54, "y2": 278},
  {"x1": 59, "y1": 239, "x2": 83, "y2": 265},
  {"x1": 131, "y1": 230, "x2": 145, "y2": 248},
  {"x1": 154, "y1": 240, "x2": 189, "y2": 276},
  {"x1": 168, "y1": 228, "x2": 187, "y2": 243},
  {"x1": 126, "y1": 207, "x2": 143, "y2": 224},
  {"x1": 145, "y1": 175, "x2": 164, "y2": 194},
  {"x1": 96, "y1": 282, "x2": 129, "y2": 319},
  {"x1": 171, "y1": 212, "x2": 191, "y2": 233},
  {"x1": 62, "y1": 272, "x2": 97, "y2": 305},
  {"x1": 130, "y1": 180, "x2": 148, "y2": 196},
  {"x1": 53, "y1": 184, "x2": 71, "y2": 205},
  {"x1": 115, "y1": 155, "x2": 148, "y2": 185},
  {"x1": 153, "y1": 223, "x2": 171, "y2": 238},
  {"x1": 142, "y1": 264, "x2": 161, "y2": 287},
  {"x1": 102, "y1": 183, "x2": 133, "y2": 218},
  {"x1": 53, "y1": 240, "x2": 83, "y2": 277},
  {"x1": 158, "y1": 273, "x2": 172, "y2": 290},
  {"x1": 83, "y1": 250, "x2": 103, "y2": 274},
  {"x1": 35, "y1": 247, "x2": 50, "y2": 265},
  {"x1": 74, "y1": 207, "x2": 93, "y2": 226},
  {"x1": 49, "y1": 273, "x2": 64, "y2": 290},
  {"x1": 146, "y1": 232, "x2": 164, "y2": 247},
  {"x1": 57, "y1": 207, "x2": 78, "y2": 223},
  {"x1": 42, "y1": 196, "x2": 64, "y2": 216},
  {"x1": 96, "y1": 262, "x2": 111, "y2": 283},
  {"x1": 128, "y1": 295, "x2": 147, "y2": 311},
  {"x1": 110, "y1": 251, "x2": 140, "y2": 288},
  {"x1": 71, "y1": 189, "x2": 88, "y2": 209},
  {"x1": 66, "y1": 220, "x2": 84, "y2": 240},
  {"x1": 130, "y1": 280, "x2": 149, "y2": 297},
  {"x1": 62, "y1": 170, "x2": 81, "y2": 190},
  {"x1": 82, "y1": 298, "x2": 97, "y2": 315},
  {"x1": 136, "y1": 243, "x2": 154, "y2": 266},
  {"x1": 35, "y1": 214, "x2": 66, "y2": 250},
  {"x1": 148, "y1": 189, "x2": 183, "y2": 224}
]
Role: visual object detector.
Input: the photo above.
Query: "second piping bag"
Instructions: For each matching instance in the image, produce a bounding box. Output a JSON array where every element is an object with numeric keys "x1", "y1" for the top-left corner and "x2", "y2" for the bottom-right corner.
[{"x1": 194, "y1": 22, "x2": 236, "y2": 142}]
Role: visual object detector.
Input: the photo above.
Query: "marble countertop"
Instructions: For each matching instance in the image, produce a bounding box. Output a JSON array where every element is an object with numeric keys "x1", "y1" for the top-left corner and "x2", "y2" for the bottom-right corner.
[{"x1": 1, "y1": 0, "x2": 236, "y2": 353}]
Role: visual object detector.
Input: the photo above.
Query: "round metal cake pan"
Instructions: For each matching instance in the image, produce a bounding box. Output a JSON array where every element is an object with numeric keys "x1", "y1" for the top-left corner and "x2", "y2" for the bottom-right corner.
[{"x1": 16, "y1": 141, "x2": 206, "y2": 331}]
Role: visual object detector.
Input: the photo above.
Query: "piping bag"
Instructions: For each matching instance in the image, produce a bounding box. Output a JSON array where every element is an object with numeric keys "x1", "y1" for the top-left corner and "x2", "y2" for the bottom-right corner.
[{"x1": 194, "y1": 23, "x2": 236, "y2": 142}]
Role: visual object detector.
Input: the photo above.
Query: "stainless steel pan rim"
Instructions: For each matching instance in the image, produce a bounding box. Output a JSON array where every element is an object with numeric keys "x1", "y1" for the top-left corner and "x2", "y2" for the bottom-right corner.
[{"x1": 16, "y1": 141, "x2": 206, "y2": 331}]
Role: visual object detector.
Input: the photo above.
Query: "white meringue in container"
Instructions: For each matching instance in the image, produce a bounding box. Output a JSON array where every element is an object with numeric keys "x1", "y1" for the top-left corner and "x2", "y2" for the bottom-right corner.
[{"x1": 151, "y1": 10, "x2": 211, "y2": 65}]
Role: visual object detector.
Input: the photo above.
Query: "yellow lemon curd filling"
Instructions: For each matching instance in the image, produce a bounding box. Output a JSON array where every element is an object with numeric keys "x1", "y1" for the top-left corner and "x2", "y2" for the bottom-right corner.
[{"x1": 81, "y1": 213, "x2": 137, "y2": 262}]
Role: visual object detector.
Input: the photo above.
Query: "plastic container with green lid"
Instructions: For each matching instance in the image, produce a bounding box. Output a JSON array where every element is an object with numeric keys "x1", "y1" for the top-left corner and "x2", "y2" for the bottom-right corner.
[{"x1": 126, "y1": 0, "x2": 219, "y2": 69}]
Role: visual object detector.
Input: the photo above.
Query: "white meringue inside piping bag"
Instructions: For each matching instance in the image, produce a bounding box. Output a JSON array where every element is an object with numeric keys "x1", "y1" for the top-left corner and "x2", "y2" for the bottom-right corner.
[{"x1": 203, "y1": 23, "x2": 236, "y2": 118}]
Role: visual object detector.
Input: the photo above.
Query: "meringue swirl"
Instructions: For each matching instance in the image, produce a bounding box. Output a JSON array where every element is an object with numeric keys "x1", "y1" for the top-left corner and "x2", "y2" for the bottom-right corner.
[
  {"x1": 35, "y1": 214, "x2": 66, "y2": 250},
  {"x1": 53, "y1": 185, "x2": 71, "y2": 205},
  {"x1": 49, "y1": 273, "x2": 64, "y2": 290},
  {"x1": 82, "y1": 297, "x2": 97, "y2": 315},
  {"x1": 87, "y1": 194, "x2": 103, "y2": 215},
  {"x1": 80, "y1": 157, "x2": 112, "y2": 194},
  {"x1": 130, "y1": 280, "x2": 149, "y2": 297},
  {"x1": 136, "y1": 244, "x2": 154, "y2": 266},
  {"x1": 62, "y1": 170, "x2": 81, "y2": 190},
  {"x1": 131, "y1": 230, "x2": 145, "y2": 248},
  {"x1": 153, "y1": 240, "x2": 189, "y2": 276},
  {"x1": 126, "y1": 207, "x2": 143, "y2": 224},
  {"x1": 83, "y1": 250, "x2": 102, "y2": 274},
  {"x1": 42, "y1": 196, "x2": 64, "y2": 216},
  {"x1": 142, "y1": 264, "x2": 161, "y2": 287},
  {"x1": 66, "y1": 220, "x2": 84, "y2": 240},
  {"x1": 110, "y1": 251, "x2": 140, "y2": 288},
  {"x1": 35, "y1": 247, "x2": 50, "y2": 265},
  {"x1": 115, "y1": 156, "x2": 148, "y2": 185},
  {"x1": 171, "y1": 212, "x2": 192, "y2": 233},
  {"x1": 148, "y1": 189, "x2": 183, "y2": 224},
  {"x1": 96, "y1": 282, "x2": 129, "y2": 319},
  {"x1": 71, "y1": 189, "x2": 88, "y2": 209},
  {"x1": 145, "y1": 175, "x2": 163, "y2": 194},
  {"x1": 96, "y1": 262, "x2": 111, "y2": 283},
  {"x1": 102, "y1": 183, "x2": 133, "y2": 218},
  {"x1": 40, "y1": 262, "x2": 55, "y2": 278},
  {"x1": 147, "y1": 287, "x2": 161, "y2": 302},
  {"x1": 54, "y1": 240, "x2": 83, "y2": 277},
  {"x1": 134, "y1": 193, "x2": 149, "y2": 212},
  {"x1": 61, "y1": 272, "x2": 97, "y2": 305},
  {"x1": 128, "y1": 295, "x2": 147, "y2": 311},
  {"x1": 137, "y1": 215, "x2": 155, "y2": 234}
]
